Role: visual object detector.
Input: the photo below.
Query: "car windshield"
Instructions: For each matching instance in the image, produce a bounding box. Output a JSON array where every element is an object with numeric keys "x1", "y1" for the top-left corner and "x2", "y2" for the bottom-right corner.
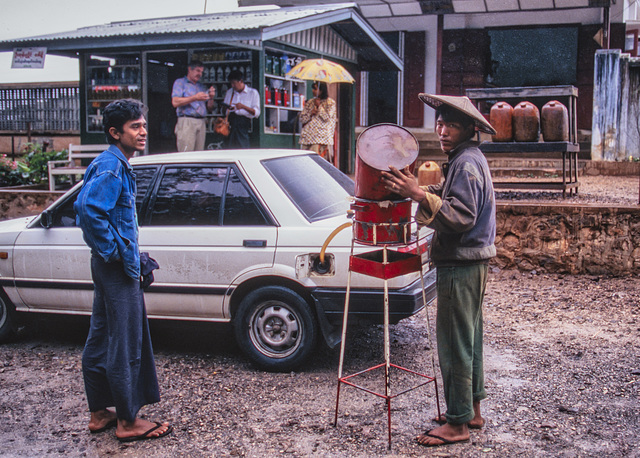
[{"x1": 263, "y1": 154, "x2": 355, "y2": 222}]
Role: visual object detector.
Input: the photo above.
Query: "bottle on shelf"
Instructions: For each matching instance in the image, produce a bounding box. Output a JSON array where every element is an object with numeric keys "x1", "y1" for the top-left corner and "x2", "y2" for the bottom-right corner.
[
  {"x1": 265, "y1": 55, "x2": 273, "y2": 75},
  {"x1": 224, "y1": 65, "x2": 231, "y2": 80},
  {"x1": 217, "y1": 66, "x2": 224, "y2": 81},
  {"x1": 293, "y1": 91, "x2": 300, "y2": 108},
  {"x1": 272, "y1": 57, "x2": 280, "y2": 77},
  {"x1": 283, "y1": 89, "x2": 290, "y2": 107},
  {"x1": 265, "y1": 85, "x2": 271, "y2": 105},
  {"x1": 273, "y1": 86, "x2": 281, "y2": 106}
]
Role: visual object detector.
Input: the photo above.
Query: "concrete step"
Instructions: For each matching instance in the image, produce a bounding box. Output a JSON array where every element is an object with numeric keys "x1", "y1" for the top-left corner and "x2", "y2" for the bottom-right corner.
[{"x1": 489, "y1": 166, "x2": 585, "y2": 178}]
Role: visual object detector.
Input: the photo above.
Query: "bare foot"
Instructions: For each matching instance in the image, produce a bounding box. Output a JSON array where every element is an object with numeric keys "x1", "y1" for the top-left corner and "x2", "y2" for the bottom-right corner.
[
  {"x1": 416, "y1": 423, "x2": 470, "y2": 447},
  {"x1": 471, "y1": 400, "x2": 485, "y2": 429},
  {"x1": 433, "y1": 401, "x2": 485, "y2": 429},
  {"x1": 88, "y1": 408, "x2": 117, "y2": 433},
  {"x1": 116, "y1": 418, "x2": 172, "y2": 442}
]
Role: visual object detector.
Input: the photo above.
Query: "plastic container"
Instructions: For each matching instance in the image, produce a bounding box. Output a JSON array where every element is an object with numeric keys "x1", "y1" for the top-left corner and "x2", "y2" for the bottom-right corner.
[
  {"x1": 417, "y1": 161, "x2": 442, "y2": 186},
  {"x1": 513, "y1": 101, "x2": 540, "y2": 142},
  {"x1": 541, "y1": 100, "x2": 569, "y2": 142},
  {"x1": 489, "y1": 102, "x2": 514, "y2": 142}
]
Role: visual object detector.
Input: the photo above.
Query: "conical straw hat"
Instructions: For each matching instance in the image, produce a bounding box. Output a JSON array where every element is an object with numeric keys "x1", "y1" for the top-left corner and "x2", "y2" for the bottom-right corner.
[{"x1": 418, "y1": 93, "x2": 497, "y2": 135}]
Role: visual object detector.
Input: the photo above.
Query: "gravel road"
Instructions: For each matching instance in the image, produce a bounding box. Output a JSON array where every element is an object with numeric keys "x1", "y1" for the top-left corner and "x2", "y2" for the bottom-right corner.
[{"x1": 1, "y1": 268, "x2": 638, "y2": 457}]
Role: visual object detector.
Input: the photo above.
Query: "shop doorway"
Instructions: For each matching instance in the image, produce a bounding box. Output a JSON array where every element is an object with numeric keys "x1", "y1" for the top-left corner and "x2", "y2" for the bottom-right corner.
[
  {"x1": 333, "y1": 84, "x2": 353, "y2": 173},
  {"x1": 145, "y1": 51, "x2": 188, "y2": 153}
]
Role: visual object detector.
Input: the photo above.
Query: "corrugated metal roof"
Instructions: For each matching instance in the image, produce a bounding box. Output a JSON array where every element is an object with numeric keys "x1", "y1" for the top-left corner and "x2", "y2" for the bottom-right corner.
[
  {"x1": 0, "y1": 4, "x2": 354, "y2": 43},
  {"x1": 0, "y1": 3, "x2": 402, "y2": 70}
]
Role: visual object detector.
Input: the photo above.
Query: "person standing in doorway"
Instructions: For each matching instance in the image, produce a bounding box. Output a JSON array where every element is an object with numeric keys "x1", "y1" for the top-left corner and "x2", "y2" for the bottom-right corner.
[
  {"x1": 299, "y1": 81, "x2": 337, "y2": 162},
  {"x1": 223, "y1": 70, "x2": 260, "y2": 149},
  {"x1": 171, "y1": 60, "x2": 216, "y2": 151},
  {"x1": 74, "y1": 99, "x2": 172, "y2": 443},
  {"x1": 382, "y1": 94, "x2": 497, "y2": 448}
]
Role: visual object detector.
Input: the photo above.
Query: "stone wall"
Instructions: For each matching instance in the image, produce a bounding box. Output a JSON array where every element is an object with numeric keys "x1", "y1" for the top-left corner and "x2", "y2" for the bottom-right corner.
[
  {"x1": 495, "y1": 203, "x2": 640, "y2": 275},
  {"x1": 0, "y1": 189, "x2": 62, "y2": 220}
]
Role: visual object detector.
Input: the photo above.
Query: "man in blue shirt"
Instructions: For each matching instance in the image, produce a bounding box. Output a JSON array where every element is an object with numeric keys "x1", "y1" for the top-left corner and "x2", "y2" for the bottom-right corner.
[
  {"x1": 74, "y1": 99, "x2": 172, "y2": 443},
  {"x1": 171, "y1": 60, "x2": 216, "y2": 151}
]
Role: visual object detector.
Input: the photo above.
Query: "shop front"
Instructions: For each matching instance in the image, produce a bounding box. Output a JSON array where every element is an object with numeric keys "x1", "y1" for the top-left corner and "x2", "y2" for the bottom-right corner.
[{"x1": 0, "y1": 5, "x2": 402, "y2": 173}]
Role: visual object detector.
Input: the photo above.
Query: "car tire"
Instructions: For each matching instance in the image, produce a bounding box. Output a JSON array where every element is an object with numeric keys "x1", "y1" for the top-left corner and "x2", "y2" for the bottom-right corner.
[
  {"x1": 234, "y1": 286, "x2": 317, "y2": 372},
  {"x1": 0, "y1": 292, "x2": 16, "y2": 343}
]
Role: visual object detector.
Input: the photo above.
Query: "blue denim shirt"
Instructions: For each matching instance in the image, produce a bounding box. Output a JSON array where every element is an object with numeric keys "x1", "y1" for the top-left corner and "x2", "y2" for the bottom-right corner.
[{"x1": 74, "y1": 145, "x2": 140, "y2": 279}]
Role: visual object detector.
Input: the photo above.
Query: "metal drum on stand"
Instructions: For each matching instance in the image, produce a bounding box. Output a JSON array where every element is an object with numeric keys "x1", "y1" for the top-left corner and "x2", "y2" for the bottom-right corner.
[
  {"x1": 336, "y1": 123, "x2": 441, "y2": 448},
  {"x1": 353, "y1": 124, "x2": 419, "y2": 246},
  {"x1": 351, "y1": 198, "x2": 413, "y2": 245}
]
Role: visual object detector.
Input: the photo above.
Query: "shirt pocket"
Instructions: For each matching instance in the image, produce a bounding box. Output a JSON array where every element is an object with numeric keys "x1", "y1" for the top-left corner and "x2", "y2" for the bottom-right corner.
[{"x1": 115, "y1": 192, "x2": 137, "y2": 243}]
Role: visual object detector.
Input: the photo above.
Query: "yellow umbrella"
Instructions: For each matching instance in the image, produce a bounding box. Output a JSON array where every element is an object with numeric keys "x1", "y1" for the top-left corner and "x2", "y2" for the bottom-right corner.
[{"x1": 285, "y1": 58, "x2": 355, "y2": 84}]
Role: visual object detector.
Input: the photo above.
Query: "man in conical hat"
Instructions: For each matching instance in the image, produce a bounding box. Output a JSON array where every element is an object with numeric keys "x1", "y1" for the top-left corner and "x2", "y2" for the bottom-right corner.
[{"x1": 382, "y1": 94, "x2": 496, "y2": 447}]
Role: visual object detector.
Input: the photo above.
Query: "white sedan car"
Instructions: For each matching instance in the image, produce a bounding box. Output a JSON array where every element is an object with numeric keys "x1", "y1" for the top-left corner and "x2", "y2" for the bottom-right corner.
[{"x1": 0, "y1": 149, "x2": 436, "y2": 371}]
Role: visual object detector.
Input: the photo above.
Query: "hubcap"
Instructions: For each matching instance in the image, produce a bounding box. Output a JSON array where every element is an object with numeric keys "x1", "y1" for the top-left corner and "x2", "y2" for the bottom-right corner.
[{"x1": 250, "y1": 301, "x2": 301, "y2": 359}]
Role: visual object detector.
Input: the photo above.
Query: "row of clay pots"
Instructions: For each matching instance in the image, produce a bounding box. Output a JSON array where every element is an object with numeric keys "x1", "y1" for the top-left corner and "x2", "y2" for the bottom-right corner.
[{"x1": 490, "y1": 100, "x2": 569, "y2": 142}]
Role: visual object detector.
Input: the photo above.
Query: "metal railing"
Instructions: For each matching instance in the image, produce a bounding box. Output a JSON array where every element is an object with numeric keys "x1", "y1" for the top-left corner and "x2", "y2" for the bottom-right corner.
[{"x1": 0, "y1": 83, "x2": 79, "y2": 134}]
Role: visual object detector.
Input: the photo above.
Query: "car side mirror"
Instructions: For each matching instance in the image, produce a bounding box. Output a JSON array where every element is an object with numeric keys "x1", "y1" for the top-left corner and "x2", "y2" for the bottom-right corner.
[{"x1": 40, "y1": 210, "x2": 53, "y2": 229}]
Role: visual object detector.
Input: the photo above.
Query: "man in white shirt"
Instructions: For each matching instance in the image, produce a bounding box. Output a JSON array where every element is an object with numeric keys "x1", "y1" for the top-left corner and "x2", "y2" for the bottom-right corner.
[{"x1": 223, "y1": 70, "x2": 260, "y2": 148}]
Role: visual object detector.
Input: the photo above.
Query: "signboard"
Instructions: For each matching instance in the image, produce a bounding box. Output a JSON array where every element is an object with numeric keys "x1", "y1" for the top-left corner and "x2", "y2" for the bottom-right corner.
[{"x1": 12, "y1": 47, "x2": 47, "y2": 69}]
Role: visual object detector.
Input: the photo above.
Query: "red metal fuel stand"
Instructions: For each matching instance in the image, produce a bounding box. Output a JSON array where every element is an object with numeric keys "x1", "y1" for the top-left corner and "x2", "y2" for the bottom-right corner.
[{"x1": 333, "y1": 124, "x2": 441, "y2": 449}]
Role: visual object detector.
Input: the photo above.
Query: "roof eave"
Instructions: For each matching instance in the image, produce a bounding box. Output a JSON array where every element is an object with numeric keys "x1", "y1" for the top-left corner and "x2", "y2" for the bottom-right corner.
[{"x1": 263, "y1": 8, "x2": 403, "y2": 71}]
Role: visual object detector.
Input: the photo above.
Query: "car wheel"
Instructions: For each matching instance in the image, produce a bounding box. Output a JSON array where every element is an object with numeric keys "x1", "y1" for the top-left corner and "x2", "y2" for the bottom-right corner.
[
  {"x1": 234, "y1": 286, "x2": 317, "y2": 372},
  {"x1": 0, "y1": 293, "x2": 16, "y2": 343}
]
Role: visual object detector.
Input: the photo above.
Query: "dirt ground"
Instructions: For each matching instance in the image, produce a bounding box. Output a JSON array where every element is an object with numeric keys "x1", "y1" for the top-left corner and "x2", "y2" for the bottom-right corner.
[
  {"x1": 1, "y1": 269, "x2": 638, "y2": 457},
  {"x1": 0, "y1": 176, "x2": 639, "y2": 457}
]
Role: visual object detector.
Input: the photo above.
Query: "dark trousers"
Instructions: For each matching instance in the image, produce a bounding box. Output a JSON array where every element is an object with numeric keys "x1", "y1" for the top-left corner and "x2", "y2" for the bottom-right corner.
[
  {"x1": 82, "y1": 256, "x2": 160, "y2": 421},
  {"x1": 227, "y1": 112, "x2": 251, "y2": 149},
  {"x1": 436, "y1": 264, "x2": 488, "y2": 425}
]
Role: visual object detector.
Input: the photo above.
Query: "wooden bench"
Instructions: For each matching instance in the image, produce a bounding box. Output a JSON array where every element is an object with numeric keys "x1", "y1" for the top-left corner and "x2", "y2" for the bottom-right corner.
[{"x1": 48, "y1": 143, "x2": 108, "y2": 191}]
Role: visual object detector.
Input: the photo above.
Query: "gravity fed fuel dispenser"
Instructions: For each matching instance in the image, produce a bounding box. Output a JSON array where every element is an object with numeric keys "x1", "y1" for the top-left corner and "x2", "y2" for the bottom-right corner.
[{"x1": 333, "y1": 124, "x2": 441, "y2": 448}]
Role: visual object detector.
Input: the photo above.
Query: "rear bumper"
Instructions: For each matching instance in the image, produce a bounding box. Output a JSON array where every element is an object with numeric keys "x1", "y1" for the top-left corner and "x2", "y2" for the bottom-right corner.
[{"x1": 310, "y1": 267, "x2": 437, "y2": 326}]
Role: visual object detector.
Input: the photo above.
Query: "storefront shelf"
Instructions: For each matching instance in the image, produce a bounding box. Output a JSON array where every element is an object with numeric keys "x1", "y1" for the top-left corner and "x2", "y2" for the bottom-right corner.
[{"x1": 264, "y1": 104, "x2": 302, "y2": 110}]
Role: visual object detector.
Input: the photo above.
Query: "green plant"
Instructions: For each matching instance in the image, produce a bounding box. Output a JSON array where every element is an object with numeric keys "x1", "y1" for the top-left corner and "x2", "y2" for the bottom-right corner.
[
  {"x1": 23, "y1": 143, "x2": 68, "y2": 185},
  {"x1": 0, "y1": 154, "x2": 29, "y2": 187}
]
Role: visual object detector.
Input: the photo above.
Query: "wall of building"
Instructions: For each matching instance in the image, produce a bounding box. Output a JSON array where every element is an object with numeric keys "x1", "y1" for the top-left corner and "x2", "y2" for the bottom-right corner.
[
  {"x1": 438, "y1": 23, "x2": 626, "y2": 131},
  {"x1": 592, "y1": 50, "x2": 640, "y2": 161}
]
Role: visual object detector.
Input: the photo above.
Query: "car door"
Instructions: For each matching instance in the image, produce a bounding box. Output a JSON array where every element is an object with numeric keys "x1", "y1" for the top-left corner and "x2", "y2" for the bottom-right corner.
[
  {"x1": 138, "y1": 163, "x2": 277, "y2": 321},
  {"x1": 12, "y1": 167, "x2": 158, "y2": 312}
]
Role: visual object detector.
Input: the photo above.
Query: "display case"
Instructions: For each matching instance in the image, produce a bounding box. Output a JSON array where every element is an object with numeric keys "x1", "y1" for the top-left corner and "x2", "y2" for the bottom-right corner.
[
  {"x1": 191, "y1": 49, "x2": 253, "y2": 133},
  {"x1": 86, "y1": 55, "x2": 141, "y2": 133},
  {"x1": 263, "y1": 49, "x2": 306, "y2": 135}
]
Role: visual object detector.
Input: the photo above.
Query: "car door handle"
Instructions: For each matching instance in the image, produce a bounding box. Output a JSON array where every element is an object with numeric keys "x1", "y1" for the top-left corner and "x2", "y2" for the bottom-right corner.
[{"x1": 243, "y1": 240, "x2": 267, "y2": 248}]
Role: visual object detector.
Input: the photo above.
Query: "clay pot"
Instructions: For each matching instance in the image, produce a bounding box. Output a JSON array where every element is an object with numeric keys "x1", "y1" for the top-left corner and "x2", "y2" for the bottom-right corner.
[
  {"x1": 541, "y1": 100, "x2": 569, "y2": 142},
  {"x1": 513, "y1": 101, "x2": 540, "y2": 142},
  {"x1": 489, "y1": 102, "x2": 513, "y2": 142}
]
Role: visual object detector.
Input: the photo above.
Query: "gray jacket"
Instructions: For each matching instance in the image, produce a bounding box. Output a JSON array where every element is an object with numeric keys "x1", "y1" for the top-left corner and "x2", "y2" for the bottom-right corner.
[{"x1": 424, "y1": 141, "x2": 496, "y2": 265}]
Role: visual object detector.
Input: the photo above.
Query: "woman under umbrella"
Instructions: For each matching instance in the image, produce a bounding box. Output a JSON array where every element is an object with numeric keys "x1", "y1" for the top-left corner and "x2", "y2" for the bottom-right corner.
[{"x1": 299, "y1": 81, "x2": 337, "y2": 162}]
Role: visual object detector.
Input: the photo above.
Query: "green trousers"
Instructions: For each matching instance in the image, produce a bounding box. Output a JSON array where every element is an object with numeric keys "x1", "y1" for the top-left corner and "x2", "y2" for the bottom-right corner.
[{"x1": 436, "y1": 264, "x2": 488, "y2": 425}]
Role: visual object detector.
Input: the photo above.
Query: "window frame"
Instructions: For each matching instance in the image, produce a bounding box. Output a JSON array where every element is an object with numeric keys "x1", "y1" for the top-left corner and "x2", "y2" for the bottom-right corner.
[{"x1": 140, "y1": 162, "x2": 276, "y2": 227}]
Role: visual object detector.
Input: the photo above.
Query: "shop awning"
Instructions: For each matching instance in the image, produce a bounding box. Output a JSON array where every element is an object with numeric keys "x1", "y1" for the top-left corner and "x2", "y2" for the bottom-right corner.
[{"x1": 0, "y1": 3, "x2": 402, "y2": 71}]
